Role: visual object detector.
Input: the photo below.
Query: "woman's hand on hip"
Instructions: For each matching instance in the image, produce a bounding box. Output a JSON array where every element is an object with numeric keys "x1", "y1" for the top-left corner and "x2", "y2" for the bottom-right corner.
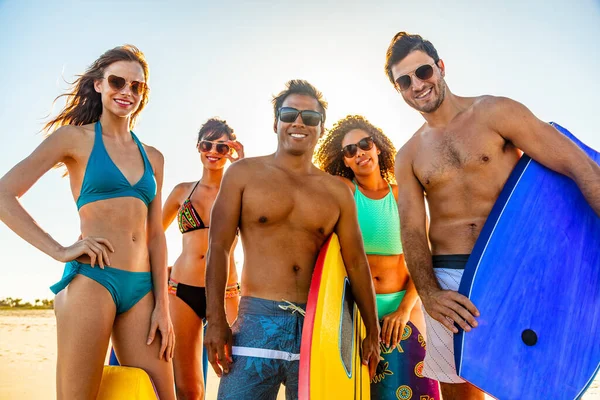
[{"x1": 56, "y1": 236, "x2": 115, "y2": 268}]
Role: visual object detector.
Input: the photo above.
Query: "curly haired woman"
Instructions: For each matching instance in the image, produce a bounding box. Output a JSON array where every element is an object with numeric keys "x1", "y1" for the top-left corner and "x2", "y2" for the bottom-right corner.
[{"x1": 315, "y1": 115, "x2": 440, "y2": 399}]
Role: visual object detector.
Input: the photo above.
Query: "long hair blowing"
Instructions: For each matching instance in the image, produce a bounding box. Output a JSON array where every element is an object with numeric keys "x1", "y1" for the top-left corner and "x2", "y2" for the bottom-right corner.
[
  {"x1": 314, "y1": 115, "x2": 396, "y2": 184},
  {"x1": 43, "y1": 45, "x2": 149, "y2": 134}
]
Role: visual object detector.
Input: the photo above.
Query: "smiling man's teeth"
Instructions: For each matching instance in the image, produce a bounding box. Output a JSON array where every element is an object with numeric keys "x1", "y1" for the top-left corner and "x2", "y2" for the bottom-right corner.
[
  {"x1": 416, "y1": 88, "x2": 432, "y2": 99},
  {"x1": 291, "y1": 134, "x2": 306, "y2": 138}
]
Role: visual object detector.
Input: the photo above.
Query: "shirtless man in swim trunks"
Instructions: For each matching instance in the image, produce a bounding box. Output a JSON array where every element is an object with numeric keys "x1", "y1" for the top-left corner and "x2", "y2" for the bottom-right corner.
[
  {"x1": 204, "y1": 80, "x2": 381, "y2": 399},
  {"x1": 385, "y1": 32, "x2": 600, "y2": 399}
]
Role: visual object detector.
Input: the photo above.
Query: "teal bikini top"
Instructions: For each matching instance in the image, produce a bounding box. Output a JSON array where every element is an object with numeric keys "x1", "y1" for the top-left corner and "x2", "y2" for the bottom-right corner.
[
  {"x1": 76, "y1": 121, "x2": 157, "y2": 210},
  {"x1": 354, "y1": 181, "x2": 403, "y2": 255}
]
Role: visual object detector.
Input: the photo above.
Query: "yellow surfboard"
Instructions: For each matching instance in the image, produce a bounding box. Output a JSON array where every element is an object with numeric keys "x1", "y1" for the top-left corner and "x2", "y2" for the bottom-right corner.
[
  {"x1": 299, "y1": 233, "x2": 370, "y2": 399},
  {"x1": 97, "y1": 366, "x2": 158, "y2": 400}
]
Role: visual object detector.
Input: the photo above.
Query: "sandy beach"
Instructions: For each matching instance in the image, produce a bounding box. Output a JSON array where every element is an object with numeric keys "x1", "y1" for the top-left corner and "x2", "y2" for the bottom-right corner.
[
  {"x1": 0, "y1": 309, "x2": 281, "y2": 399},
  {"x1": 0, "y1": 309, "x2": 597, "y2": 399}
]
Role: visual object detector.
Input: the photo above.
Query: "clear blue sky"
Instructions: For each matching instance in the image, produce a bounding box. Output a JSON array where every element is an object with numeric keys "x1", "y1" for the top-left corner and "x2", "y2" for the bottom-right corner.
[{"x1": 1, "y1": 0, "x2": 599, "y2": 301}]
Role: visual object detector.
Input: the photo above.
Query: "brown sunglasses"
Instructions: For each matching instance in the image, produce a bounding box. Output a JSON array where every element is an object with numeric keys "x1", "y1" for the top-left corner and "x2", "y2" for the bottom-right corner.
[
  {"x1": 198, "y1": 140, "x2": 231, "y2": 155},
  {"x1": 104, "y1": 75, "x2": 148, "y2": 96},
  {"x1": 395, "y1": 63, "x2": 435, "y2": 91}
]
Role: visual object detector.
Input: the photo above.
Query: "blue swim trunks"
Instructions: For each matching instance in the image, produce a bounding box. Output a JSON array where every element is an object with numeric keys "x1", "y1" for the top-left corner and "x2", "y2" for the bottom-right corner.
[{"x1": 217, "y1": 296, "x2": 305, "y2": 400}]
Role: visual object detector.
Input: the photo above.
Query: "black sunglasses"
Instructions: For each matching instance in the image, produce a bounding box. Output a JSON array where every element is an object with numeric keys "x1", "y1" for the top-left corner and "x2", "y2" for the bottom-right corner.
[
  {"x1": 278, "y1": 107, "x2": 323, "y2": 127},
  {"x1": 395, "y1": 63, "x2": 435, "y2": 91},
  {"x1": 198, "y1": 140, "x2": 230, "y2": 155},
  {"x1": 105, "y1": 74, "x2": 148, "y2": 96},
  {"x1": 341, "y1": 136, "x2": 374, "y2": 158}
]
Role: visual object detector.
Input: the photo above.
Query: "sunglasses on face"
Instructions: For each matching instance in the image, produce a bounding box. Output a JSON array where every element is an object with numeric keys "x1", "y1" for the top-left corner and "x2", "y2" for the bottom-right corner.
[
  {"x1": 104, "y1": 75, "x2": 148, "y2": 96},
  {"x1": 278, "y1": 107, "x2": 323, "y2": 127},
  {"x1": 198, "y1": 140, "x2": 231, "y2": 155},
  {"x1": 342, "y1": 136, "x2": 374, "y2": 158},
  {"x1": 395, "y1": 63, "x2": 436, "y2": 91}
]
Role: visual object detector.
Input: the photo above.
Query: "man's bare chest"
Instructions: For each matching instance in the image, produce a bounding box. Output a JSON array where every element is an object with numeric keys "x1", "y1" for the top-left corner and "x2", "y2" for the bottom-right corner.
[
  {"x1": 241, "y1": 177, "x2": 339, "y2": 230},
  {"x1": 413, "y1": 126, "x2": 508, "y2": 188}
]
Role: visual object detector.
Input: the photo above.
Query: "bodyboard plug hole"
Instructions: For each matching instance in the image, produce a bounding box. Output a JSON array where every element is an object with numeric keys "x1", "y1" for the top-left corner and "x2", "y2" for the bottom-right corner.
[{"x1": 521, "y1": 329, "x2": 538, "y2": 346}]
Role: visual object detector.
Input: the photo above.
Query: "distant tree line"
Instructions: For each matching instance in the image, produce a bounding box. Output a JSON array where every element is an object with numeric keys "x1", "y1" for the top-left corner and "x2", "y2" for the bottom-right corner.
[{"x1": 0, "y1": 297, "x2": 54, "y2": 309}]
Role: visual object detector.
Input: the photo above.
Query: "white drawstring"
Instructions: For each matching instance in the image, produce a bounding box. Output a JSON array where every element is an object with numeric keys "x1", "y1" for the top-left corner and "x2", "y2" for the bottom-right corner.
[{"x1": 278, "y1": 300, "x2": 306, "y2": 317}]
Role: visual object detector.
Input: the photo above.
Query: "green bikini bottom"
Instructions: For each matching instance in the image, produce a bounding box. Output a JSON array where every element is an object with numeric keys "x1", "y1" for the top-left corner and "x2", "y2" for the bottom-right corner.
[{"x1": 376, "y1": 290, "x2": 407, "y2": 318}]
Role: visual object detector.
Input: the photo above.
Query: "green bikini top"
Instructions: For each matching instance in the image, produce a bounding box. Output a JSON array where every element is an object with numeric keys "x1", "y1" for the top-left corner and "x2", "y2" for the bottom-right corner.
[{"x1": 354, "y1": 181, "x2": 403, "y2": 256}]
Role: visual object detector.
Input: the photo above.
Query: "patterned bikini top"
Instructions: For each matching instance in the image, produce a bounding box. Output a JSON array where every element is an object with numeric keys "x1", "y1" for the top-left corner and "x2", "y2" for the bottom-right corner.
[{"x1": 177, "y1": 181, "x2": 208, "y2": 234}]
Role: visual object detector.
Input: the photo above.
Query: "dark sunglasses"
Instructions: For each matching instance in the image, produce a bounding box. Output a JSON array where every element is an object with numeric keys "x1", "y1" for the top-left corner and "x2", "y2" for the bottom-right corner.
[
  {"x1": 198, "y1": 140, "x2": 230, "y2": 155},
  {"x1": 278, "y1": 107, "x2": 323, "y2": 127},
  {"x1": 105, "y1": 75, "x2": 148, "y2": 96},
  {"x1": 395, "y1": 63, "x2": 435, "y2": 91},
  {"x1": 341, "y1": 136, "x2": 374, "y2": 158}
]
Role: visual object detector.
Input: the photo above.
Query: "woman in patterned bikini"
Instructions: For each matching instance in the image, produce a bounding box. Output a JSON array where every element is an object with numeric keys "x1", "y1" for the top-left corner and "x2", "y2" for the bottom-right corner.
[
  {"x1": 315, "y1": 115, "x2": 440, "y2": 400},
  {"x1": 162, "y1": 118, "x2": 244, "y2": 399}
]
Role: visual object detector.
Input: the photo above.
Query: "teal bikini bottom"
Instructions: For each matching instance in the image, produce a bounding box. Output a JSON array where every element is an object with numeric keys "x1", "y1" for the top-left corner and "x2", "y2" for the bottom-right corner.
[
  {"x1": 376, "y1": 290, "x2": 407, "y2": 317},
  {"x1": 50, "y1": 260, "x2": 152, "y2": 314}
]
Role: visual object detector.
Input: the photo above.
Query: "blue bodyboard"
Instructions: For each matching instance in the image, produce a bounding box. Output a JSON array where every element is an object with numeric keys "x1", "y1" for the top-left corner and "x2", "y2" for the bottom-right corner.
[{"x1": 455, "y1": 123, "x2": 600, "y2": 399}]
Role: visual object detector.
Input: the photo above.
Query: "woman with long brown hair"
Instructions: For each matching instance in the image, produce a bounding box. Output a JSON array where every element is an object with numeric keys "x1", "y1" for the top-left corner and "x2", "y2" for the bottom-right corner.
[
  {"x1": 315, "y1": 115, "x2": 440, "y2": 400},
  {"x1": 0, "y1": 45, "x2": 175, "y2": 399},
  {"x1": 162, "y1": 118, "x2": 243, "y2": 399}
]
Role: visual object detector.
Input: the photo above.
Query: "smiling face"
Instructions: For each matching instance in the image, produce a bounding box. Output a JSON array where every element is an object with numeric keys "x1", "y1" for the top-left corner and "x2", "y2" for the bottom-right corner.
[
  {"x1": 391, "y1": 50, "x2": 446, "y2": 114},
  {"x1": 94, "y1": 60, "x2": 146, "y2": 120},
  {"x1": 273, "y1": 94, "x2": 324, "y2": 157},
  {"x1": 197, "y1": 133, "x2": 230, "y2": 170},
  {"x1": 341, "y1": 128, "x2": 380, "y2": 178}
]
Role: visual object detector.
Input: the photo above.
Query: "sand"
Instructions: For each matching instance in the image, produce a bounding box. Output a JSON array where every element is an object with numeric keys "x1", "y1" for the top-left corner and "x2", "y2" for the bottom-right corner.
[
  {"x1": 0, "y1": 309, "x2": 280, "y2": 399},
  {"x1": 0, "y1": 310, "x2": 597, "y2": 399}
]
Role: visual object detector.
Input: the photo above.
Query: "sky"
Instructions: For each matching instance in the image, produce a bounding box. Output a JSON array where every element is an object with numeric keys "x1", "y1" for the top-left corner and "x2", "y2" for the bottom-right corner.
[{"x1": 0, "y1": 0, "x2": 599, "y2": 302}]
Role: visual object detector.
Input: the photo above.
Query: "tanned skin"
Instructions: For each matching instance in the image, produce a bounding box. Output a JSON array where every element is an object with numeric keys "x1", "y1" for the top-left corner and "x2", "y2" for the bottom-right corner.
[
  {"x1": 337, "y1": 128, "x2": 425, "y2": 348},
  {"x1": 392, "y1": 50, "x2": 600, "y2": 400},
  {"x1": 0, "y1": 61, "x2": 176, "y2": 400},
  {"x1": 162, "y1": 133, "x2": 243, "y2": 399},
  {"x1": 204, "y1": 93, "x2": 381, "y2": 382}
]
